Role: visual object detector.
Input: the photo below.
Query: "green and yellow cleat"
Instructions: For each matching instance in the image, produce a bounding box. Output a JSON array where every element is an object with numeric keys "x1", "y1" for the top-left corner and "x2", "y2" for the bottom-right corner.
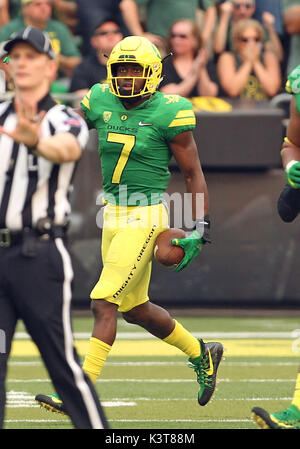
[
  {"x1": 252, "y1": 405, "x2": 300, "y2": 429},
  {"x1": 35, "y1": 394, "x2": 67, "y2": 415},
  {"x1": 188, "y1": 339, "x2": 224, "y2": 406}
]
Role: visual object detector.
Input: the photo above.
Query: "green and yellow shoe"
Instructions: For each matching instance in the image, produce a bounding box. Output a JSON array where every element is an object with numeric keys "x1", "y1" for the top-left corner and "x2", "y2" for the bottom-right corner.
[
  {"x1": 188, "y1": 339, "x2": 224, "y2": 406},
  {"x1": 252, "y1": 405, "x2": 300, "y2": 429},
  {"x1": 35, "y1": 394, "x2": 66, "y2": 415}
]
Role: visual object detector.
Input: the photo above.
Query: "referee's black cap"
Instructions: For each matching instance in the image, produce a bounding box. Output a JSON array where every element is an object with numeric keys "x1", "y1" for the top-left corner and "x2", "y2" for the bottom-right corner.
[{"x1": 3, "y1": 27, "x2": 56, "y2": 59}]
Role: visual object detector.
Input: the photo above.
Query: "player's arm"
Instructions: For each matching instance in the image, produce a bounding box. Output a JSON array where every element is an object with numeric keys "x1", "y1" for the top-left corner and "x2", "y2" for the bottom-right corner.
[
  {"x1": 169, "y1": 130, "x2": 210, "y2": 272},
  {"x1": 281, "y1": 97, "x2": 300, "y2": 188},
  {"x1": 277, "y1": 69, "x2": 300, "y2": 222},
  {"x1": 282, "y1": 96, "x2": 300, "y2": 166},
  {"x1": 169, "y1": 130, "x2": 209, "y2": 218}
]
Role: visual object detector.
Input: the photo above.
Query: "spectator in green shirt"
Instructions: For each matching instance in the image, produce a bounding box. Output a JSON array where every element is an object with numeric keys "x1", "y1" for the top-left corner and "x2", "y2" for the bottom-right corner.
[
  {"x1": 119, "y1": 0, "x2": 217, "y2": 53},
  {"x1": 0, "y1": 0, "x2": 78, "y2": 32},
  {"x1": 281, "y1": 0, "x2": 300, "y2": 76},
  {"x1": 0, "y1": 0, "x2": 81, "y2": 77}
]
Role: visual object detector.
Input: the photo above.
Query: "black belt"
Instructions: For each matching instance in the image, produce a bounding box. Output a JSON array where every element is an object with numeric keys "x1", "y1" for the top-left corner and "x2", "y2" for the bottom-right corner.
[{"x1": 0, "y1": 226, "x2": 66, "y2": 248}]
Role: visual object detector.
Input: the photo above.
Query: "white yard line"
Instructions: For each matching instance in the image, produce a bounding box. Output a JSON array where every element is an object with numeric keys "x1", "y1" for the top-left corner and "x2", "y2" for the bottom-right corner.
[
  {"x1": 4, "y1": 418, "x2": 253, "y2": 424},
  {"x1": 4, "y1": 420, "x2": 70, "y2": 423},
  {"x1": 13, "y1": 331, "x2": 300, "y2": 340},
  {"x1": 6, "y1": 378, "x2": 296, "y2": 383},
  {"x1": 8, "y1": 361, "x2": 300, "y2": 367}
]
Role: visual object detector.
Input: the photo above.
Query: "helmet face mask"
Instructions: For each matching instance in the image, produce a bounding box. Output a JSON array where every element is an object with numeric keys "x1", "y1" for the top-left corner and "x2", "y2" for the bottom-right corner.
[{"x1": 107, "y1": 36, "x2": 162, "y2": 99}]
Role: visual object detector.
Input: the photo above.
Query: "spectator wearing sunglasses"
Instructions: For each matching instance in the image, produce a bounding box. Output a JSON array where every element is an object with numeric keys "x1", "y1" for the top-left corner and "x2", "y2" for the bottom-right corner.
[
  {"x1": 214, "y1": 0, "x2": 283, "y2": 62},
  {"x1": 159, "y1": 19, "x2": 218, "y2": 98},
  {"x1": 217, "y1": 18, "x2": 281, "y2": 99},
  {"x1": 70, "y1": 18, "x2": 123, "y2": 100}
]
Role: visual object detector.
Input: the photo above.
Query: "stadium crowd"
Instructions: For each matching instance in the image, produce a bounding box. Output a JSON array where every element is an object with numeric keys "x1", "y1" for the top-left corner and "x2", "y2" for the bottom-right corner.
[{"x1": 0, "y1": 0, "x2": 299, "y2": 104}]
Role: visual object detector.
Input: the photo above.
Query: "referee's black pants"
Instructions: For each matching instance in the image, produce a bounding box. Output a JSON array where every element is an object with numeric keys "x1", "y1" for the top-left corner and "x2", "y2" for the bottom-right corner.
[{"x1": 0, "y1": 236, "x2": 108, "y2": 429}]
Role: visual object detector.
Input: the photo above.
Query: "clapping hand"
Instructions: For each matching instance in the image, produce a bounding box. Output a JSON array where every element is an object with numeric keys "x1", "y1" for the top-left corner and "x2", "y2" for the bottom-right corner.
[
  {"x1": 241, "y1": 40, "x2": 261, "y2": 64},
  {"x1": 262, "y1": 11, "x2": 275, "y2": 30},
  {"x1": 191, "y1": 48, "x2": 209, "y2": 76},
  {"x1": 220, "y1": 1, "x2": 234, "y2": 16}
]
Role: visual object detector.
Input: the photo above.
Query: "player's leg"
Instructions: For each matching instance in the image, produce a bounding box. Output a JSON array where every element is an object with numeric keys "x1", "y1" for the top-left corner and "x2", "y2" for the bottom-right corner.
[
  {"x1": 36, "y1": 203, "x2": 165, "y2": 414},
  {"x1": 0, "y1": 282, "x2": 18, "y2": 428},
  {"x1": 123, "y1": 301, "x2": 200, "y2": 354},
  {"x1": 82, "y1": 203, "x2": 167, "y2": 383},
  {"x1": 292, "y1": 368, "x2": 300, "y2": 411},
  {"x1": 35, "y1": 203, "x2": 160, "y2": 414},
  {"x1": 122, "y1": 301, "x2": 223, "y2": 406},
  {"x1": 15, "y1": 239, "x2": 108, "y2": 428},
  {"x1": 80, "y1": 206, "x2": 118, "y2": 383},
  {"x1": 252, "y1": 365, "x2": 300, "y2": 429},
  {"x1": 81, "y1": 299, "x2": 118, "y2": 383},
  {"x1": 33, "y1": 298, "x2": 112, "y2": 422}
]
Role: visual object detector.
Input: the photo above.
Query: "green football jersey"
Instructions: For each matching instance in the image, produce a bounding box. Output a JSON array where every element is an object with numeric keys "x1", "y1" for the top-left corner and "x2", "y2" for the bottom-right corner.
[{"x1": 81, "y1": 84, "x2": 196, "y2": 205}]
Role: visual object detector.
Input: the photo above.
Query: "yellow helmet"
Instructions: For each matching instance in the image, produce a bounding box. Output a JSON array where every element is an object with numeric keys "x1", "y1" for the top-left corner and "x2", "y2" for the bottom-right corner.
[{"x1": 107, "y1": 36, "x2": 162, "y2": 98}]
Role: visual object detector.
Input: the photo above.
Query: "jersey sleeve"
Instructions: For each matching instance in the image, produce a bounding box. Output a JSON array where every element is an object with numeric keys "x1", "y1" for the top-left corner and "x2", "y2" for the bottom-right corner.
[
  {"x1": 160, "y1": 95, "x2": 196, "y2": 141},
  {"x1": 80, "y1": 83, "x2": 108, "y2": 129},
  {"x1": 47, "y1": 105, "x2": 89, "y2": 150}
]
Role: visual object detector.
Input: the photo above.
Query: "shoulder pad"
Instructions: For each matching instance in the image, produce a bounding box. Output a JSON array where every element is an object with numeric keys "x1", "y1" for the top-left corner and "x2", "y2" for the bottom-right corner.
[
  {"x1": 162, "y1": 94, "x2": 181, "y2": 104},
  {"x1": 286, "y1": 65, "x2": 300, "y2": 94}
]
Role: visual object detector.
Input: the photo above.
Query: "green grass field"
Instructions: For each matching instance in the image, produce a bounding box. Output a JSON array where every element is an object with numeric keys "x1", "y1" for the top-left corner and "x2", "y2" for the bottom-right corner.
[{"x1": 4, "y1": 314, "x2": 300, "y2": 430}]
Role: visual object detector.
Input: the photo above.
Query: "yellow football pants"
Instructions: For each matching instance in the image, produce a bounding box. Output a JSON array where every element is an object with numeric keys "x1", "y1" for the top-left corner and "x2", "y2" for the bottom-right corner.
[{"x1": 90, "y1": 202, "x2": 169, "y2": 312}]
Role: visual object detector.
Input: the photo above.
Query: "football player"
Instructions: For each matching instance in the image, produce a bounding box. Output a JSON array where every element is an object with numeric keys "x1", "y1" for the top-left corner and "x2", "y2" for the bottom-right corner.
[
  {"x1": 252, "y1": 66, "x2": 300, "y2": 429},
  {"x1": 35, "y1": 36, "x2": 223, "y2": 414}
]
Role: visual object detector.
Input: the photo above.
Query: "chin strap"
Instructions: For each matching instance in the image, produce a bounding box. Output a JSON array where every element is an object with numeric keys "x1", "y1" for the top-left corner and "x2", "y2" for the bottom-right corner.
[{"x1": 162, "y1": 52, "x2": 173, "y2": 62}]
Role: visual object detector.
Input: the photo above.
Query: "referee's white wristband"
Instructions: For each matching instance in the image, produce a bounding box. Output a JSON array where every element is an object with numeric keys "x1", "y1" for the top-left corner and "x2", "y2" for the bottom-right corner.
[{"x1": 285, "y1": 160, "x2": 299, "y2": 172}]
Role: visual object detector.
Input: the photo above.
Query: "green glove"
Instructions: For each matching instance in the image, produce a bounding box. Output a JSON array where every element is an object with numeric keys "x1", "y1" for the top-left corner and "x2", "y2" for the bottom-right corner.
[
  {"x1": 286, "y1": 65, "x2": 300, "y2": 114},
  {"x1": 171, "y1": 216, "x2": 211, "y2": 272},
  {"x1": 172, "y1": 230, "x2": 204, "y2": 272},
  {"x1": 285, "y1": 160, "x2": 300, "y2": 189}
]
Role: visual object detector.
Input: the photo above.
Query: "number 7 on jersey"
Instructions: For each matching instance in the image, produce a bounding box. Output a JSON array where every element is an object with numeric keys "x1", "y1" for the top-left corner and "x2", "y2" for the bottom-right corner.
[{"x1": 107, "y1": 132, "x2": 136, "y2": 184}]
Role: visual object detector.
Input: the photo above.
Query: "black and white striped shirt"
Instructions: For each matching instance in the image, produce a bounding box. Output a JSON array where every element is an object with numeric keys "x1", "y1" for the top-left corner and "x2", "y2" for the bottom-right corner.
[{"x1": 0, "y1": 94, "x2": 89, "y2": 231}]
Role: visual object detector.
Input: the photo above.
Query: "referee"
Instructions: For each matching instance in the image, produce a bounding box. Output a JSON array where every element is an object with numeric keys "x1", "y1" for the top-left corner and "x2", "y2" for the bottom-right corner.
[{"x1": 0, "y1": 27, "x2": 108, "y2": 429}]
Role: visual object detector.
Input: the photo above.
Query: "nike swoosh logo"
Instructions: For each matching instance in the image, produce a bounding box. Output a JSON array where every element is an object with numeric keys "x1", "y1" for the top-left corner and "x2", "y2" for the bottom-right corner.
[
  {"x1": 138, "y1": 121, "x2": 152, "y2": 126},
  {"x1": 205, "y1": 349, "x2": 214, "y2": 376}
]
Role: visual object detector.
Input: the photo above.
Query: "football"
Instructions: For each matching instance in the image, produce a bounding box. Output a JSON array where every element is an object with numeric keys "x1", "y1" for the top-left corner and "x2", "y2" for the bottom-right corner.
[{"x1": 154, "y1": 228, "x2": 185, "y2": 267}]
